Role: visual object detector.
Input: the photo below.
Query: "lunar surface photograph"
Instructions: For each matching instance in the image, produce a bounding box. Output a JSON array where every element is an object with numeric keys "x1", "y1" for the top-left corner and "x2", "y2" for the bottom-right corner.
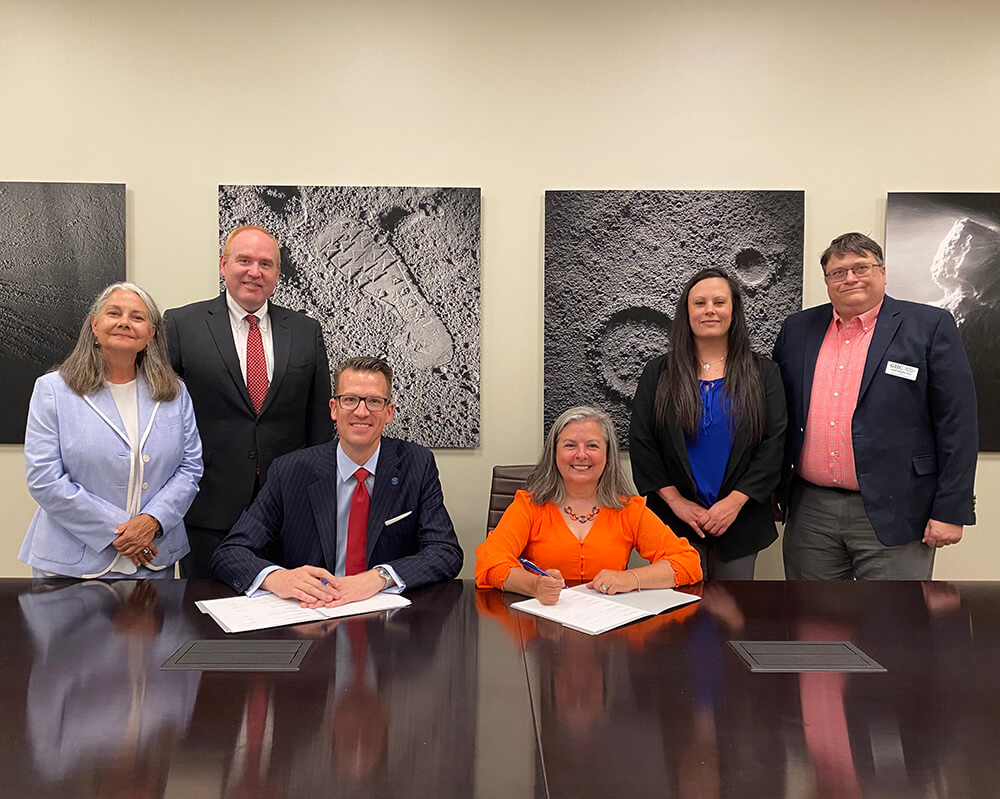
[
  {"x1": 885, "y1": 192, "x2": 1000, "y2": 450},
  {"x1": 544, "y1": 189, "x2": 804, "y2": 441},
  {"x1": 0, "y1": 182, "x2": 125, "y2": 443},
  {"x1": 219, "y1": 185, "x2": 481, "y2": 448}
]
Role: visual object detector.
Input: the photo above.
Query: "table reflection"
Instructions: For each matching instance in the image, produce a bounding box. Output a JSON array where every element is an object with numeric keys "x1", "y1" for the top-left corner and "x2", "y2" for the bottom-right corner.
[
  {"x1": 788, "y1": 580, "x2": 971, "y2": 799},
  {"x1": 6, "y1": 578, "x2": 994, "y2": 799},
  {"x1": 19, "y1": 579, "x2": 200, "y2": 798},
  {"x1": 509, "y1": 580, "x2": 978, "y2": 799},
  {"x1": 204, "y1": 580, "x2": 477, "y2": 798}
]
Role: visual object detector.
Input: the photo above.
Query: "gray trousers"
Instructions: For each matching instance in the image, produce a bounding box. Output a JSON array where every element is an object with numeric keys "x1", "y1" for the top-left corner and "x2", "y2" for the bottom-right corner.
[
  {"x1": 783, "y1": 479, "x2": 934, "y2": 580},
  {"x1": 688, "y1": 536, "x2": 758, "y2": 580}
]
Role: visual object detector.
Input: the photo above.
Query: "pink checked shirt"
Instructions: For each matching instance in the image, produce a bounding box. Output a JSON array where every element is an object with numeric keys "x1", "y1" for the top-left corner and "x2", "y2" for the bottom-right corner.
[{"x1": 797, "y1": 301, "x2": 883, "y2": 490}]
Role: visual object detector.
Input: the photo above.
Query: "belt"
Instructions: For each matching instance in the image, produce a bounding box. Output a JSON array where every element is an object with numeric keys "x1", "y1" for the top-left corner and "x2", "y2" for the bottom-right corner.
[{"x1": 797, "y1": 476, "x2": 860, "y2": 496}]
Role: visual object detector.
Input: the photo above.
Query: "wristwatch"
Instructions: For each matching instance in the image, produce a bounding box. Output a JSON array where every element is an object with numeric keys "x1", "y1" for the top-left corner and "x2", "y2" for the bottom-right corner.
[{"x1": 373, "y1": 565, "x2": 394, "y2": 589}]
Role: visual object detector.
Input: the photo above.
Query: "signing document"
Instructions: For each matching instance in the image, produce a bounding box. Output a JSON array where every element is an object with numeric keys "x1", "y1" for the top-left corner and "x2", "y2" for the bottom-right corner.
[
  {"x1": 197, "y1": 591, "x2": 411, "y2": 634},
  {"x1": 511, "y1": 584, "x2": 699, "y2": 635}
]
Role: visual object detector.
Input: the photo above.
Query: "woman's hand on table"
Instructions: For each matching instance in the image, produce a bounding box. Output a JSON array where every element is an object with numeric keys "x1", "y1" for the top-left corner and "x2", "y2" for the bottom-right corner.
[
  {"x1": 587, "y1": 569, "x2": 639, "y2": 596},
  {"x1": 535, "y1": 569, "x2": 565, "y2": 605}
]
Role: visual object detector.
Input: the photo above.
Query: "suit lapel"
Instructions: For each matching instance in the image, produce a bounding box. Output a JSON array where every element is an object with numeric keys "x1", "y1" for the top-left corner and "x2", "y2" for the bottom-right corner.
[
  {"x1": 800, "y1": 309, "x2": 828, "y2": 422},
  {"x1": 135, "y1": 376, "x2": 158, "y2": 444},
  {"x1": 858, "y1": 296, "x2": 901, "y2": 403},
  {"x1": 260, "y1": 304, "x2": 290, "y2": 417},
  {"x1": 85, "y1": 385, "x2": 128, "y2": 444},
  {"x1": 720, "y1": 431, "x2": 748, "y2": 491},
  {"x1": 206, "y1": 294, "x2": 255, "y2": 414},
  {"x1": 307, "y1": 443, "x2": 341, "y2": 572},
  {"x1": 366, "y1": 438, "x2": 400, "y2": 564}
]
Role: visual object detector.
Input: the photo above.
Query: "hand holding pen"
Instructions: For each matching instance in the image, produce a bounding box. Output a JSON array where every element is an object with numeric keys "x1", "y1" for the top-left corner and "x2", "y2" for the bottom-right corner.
[{"x1": 519, "y1": 558, "x2": 565, "y2": 606}]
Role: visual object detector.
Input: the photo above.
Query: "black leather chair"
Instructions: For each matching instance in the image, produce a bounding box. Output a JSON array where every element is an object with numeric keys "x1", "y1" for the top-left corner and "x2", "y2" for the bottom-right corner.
[{"x1": 486, "y1": 465, "x2": 534, "y2": 534}]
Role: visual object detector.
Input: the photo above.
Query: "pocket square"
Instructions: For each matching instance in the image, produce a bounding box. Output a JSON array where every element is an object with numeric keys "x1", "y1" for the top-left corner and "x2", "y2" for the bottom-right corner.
[{"x1": 384, "y1": 511, "x2": 413, "y2": 526}]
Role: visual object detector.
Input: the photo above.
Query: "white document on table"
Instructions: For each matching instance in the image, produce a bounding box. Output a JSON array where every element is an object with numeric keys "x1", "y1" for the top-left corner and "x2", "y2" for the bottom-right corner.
[
  {"x1": 195, "y1": 591, "x2": 411, "y2": 634},
  {"x1": 511, "y1": 584, "x2": 700, "y2": 635}
]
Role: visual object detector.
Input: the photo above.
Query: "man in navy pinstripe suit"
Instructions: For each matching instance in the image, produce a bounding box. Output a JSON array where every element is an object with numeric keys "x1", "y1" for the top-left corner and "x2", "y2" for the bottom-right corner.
[{"x1": 211, "y1": 357, "x2": 463, "y2": 605}]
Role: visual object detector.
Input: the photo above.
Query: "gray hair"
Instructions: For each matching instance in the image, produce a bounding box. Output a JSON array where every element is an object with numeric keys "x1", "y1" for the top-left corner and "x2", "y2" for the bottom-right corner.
[
  {"x1": 58, "y1": 282, "x2": 180, "y2": 401},
  {"x1": 526, "y1": 406, "x2": 636, "y2": 510}
]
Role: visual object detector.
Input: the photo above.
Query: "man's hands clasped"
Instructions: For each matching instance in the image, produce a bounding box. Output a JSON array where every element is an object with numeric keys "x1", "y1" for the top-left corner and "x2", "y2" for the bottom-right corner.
[{"x1": 262, "y1": 565, "x2": 389, "y2": 608}]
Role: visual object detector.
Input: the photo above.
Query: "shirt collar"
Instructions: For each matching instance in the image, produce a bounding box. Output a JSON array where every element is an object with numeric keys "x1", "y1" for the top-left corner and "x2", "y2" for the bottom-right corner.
[
  {"x1": 225, "y1": 291, "x2": 270, "y2": 329},
  {"x1": 337, "y1": 441, "x2": 380, "y2": 484},
  {"x1": 833, "y1": 298, "x2": 883, "y2": 332}
]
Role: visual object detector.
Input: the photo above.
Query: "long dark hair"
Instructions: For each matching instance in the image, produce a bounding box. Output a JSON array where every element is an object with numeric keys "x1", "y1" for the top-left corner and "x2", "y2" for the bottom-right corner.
[{"x1": 653, "y1": 268, "x2": 765, "y2": 443}]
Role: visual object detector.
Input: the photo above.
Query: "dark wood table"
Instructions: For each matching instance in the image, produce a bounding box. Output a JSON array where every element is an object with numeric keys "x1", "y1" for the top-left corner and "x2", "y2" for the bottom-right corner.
[{"x1": 0, "y1": 578, "x2": 997, "y2": 798}]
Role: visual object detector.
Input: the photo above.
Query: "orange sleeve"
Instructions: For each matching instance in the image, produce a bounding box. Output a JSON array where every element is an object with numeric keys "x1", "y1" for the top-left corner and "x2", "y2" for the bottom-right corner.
[
  {"x1": 627, "y1": 497, "x2": 703, "y2": 586},
  {"x1": 474, "y1": 491, "x2": 536, "y2": 590}
]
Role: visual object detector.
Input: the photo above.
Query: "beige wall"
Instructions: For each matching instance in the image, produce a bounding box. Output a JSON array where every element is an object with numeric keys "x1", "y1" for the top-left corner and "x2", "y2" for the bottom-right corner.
[{"x1": 1, "y1": 0, "x2": 998, "y2": 579}]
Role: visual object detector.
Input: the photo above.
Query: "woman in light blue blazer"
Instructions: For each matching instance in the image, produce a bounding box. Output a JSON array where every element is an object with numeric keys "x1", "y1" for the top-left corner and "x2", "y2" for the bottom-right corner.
[{"x1": 21, "y1": 283, "x2": 203, "y2": 579}]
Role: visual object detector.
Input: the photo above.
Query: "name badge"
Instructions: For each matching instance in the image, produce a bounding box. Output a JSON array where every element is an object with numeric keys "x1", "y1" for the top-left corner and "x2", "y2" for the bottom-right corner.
[{"x1": 886, "y1": 361, "x2": 919, "y2": 381}]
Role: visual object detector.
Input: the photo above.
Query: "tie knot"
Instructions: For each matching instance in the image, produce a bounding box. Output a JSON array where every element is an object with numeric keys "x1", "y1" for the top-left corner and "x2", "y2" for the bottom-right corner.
[
  {"x1": 354, "y1": 467, "x2": 370, "y2": 484},
  {"x1": 246, "y1": 314, "x2": 260, "y2": 328}
]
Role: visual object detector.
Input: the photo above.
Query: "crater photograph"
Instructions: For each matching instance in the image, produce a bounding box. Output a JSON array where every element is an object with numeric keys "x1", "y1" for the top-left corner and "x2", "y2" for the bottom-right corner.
[{"x1": 544, "y1": 189, "x2": 804, "y2": 441}]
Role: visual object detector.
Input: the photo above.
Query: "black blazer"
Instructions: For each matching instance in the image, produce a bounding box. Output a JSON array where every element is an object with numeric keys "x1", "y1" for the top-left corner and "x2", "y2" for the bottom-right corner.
[
  {"x1": 164, "y1": 294, "x2": 333, "y2": 530},
  {"x1": 210, "y1": 436, "x2": 464, "y2": 593},
  {"x1": 629, "y1": 355, "x2": 787, "y2": 561},
  {"x1": 772, "y1": 295, "x2": 977, "y2": 546}
]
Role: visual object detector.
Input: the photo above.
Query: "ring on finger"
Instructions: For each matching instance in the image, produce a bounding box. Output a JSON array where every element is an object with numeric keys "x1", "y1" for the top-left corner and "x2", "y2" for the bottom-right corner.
[
  {"x1": 601, "y1": 584, "x2": 609, "y2": 592},
  {"x1": 141, "y1": 547, "x2": 152, "y2": 557}
]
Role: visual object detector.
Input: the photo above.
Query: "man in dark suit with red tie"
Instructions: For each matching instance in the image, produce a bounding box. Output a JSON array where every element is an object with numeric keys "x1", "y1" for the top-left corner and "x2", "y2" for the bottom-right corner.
[
  {"x1": 211, "y1": 356, "x2": 463, "y2": 604},
  {"x1": 165, "y1": 226, "x2": 333, "y2": 578}
]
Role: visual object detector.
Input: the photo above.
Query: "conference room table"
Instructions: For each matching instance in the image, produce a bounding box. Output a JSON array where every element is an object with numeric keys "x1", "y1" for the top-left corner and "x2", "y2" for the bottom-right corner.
[{"x1": 1, "y1": 577, "x2": 998, "y2": 798}]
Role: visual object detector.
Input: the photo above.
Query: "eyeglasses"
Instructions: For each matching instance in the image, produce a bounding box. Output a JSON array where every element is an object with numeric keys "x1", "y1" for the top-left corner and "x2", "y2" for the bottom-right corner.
[
  {"x1": 824, "y1": 263, "x2": 883, "y2": 283},
  {"x1": 334, "y1": 394, "x2": 390, "y2": 411}
]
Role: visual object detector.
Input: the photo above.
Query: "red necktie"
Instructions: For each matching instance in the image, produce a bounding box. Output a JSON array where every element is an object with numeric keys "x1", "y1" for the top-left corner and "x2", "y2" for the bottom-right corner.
[
  {"x1": 348, "y1": 620, "x2": 369, "y2": 679},
  {"x1": 246, "y1": 314, "x2": 269, "y2": 414},
  {"x1": 346, "y1": 468, "x2": 370, "y2": 575},
  {"x1": 243, "y1": 680, "x2": 269, "y2": 783}
]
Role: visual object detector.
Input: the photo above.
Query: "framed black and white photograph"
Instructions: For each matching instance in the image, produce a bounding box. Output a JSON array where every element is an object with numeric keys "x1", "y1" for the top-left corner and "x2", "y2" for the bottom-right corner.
[
  {"x1": 544, "y1": 189, "x2": 804, "y2": 441},
  {"x1": 885, "y1": 192, "x2": 1000, "y2": 450},
  {"x1": 0, "y1": 182, "x2": 126, "y2": 444},
  {"x1": 219, "y1": 185, "x2": 481, "y2": 448}
]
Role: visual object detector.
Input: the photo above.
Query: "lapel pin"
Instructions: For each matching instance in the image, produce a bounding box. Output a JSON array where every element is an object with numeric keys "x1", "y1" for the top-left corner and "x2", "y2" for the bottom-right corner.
[{"x1": 391, "y1": 476, "x2": 399, "y2": 485}]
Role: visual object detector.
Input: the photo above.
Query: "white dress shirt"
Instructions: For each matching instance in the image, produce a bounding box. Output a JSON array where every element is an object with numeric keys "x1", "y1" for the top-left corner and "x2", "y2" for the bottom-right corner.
[{"x1": 225, "y1": 291, "x2": 274, "y2": 382}]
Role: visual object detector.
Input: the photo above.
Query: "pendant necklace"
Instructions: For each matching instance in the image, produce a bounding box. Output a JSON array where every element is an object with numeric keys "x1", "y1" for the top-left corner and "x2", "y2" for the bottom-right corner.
[
  {"x1": 563, "y1": 505, "x2": 599, "y2": 523},
  {"x1": 701, "y1": 355, "x2": 725, "y2": 372}
]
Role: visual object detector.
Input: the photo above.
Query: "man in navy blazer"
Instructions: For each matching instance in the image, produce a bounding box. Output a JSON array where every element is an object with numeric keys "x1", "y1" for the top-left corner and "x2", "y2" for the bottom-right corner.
[
  {"x1": 773, "y1": 232, "x2": 977, "y2": 579},
  {"x1": 211, "y1": 356, "x2": 463, "y2": 604},
  {"x1": 164, "y1": 226, "x2": 333, "y2": 578}
]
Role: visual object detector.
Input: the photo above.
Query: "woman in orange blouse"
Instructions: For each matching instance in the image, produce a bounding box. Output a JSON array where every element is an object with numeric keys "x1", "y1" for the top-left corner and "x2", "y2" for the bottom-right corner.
[{"x1": 475, "y1": 406, "x2": 702, "y2": 605}]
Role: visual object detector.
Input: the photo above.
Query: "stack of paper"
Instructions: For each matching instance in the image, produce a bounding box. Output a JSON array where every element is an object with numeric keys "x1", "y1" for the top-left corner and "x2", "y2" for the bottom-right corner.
[
  {"x1": 196, "y1": 592, "x2": 411, "y2": 634},
  {"x1": 511, "y1": 584, "x2": 700, "y2": 635}
]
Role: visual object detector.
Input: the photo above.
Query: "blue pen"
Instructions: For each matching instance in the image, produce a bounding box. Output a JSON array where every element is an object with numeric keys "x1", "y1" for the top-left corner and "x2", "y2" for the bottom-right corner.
[{"x1": 518, "y1": 558, "x2": 566, "y2": 587}]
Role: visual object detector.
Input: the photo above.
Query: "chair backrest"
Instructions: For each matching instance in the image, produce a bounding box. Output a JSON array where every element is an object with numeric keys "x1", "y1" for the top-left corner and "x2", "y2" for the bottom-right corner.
[{"x1": 487, "y1": 465, "x2": 535, "y2": 534}]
